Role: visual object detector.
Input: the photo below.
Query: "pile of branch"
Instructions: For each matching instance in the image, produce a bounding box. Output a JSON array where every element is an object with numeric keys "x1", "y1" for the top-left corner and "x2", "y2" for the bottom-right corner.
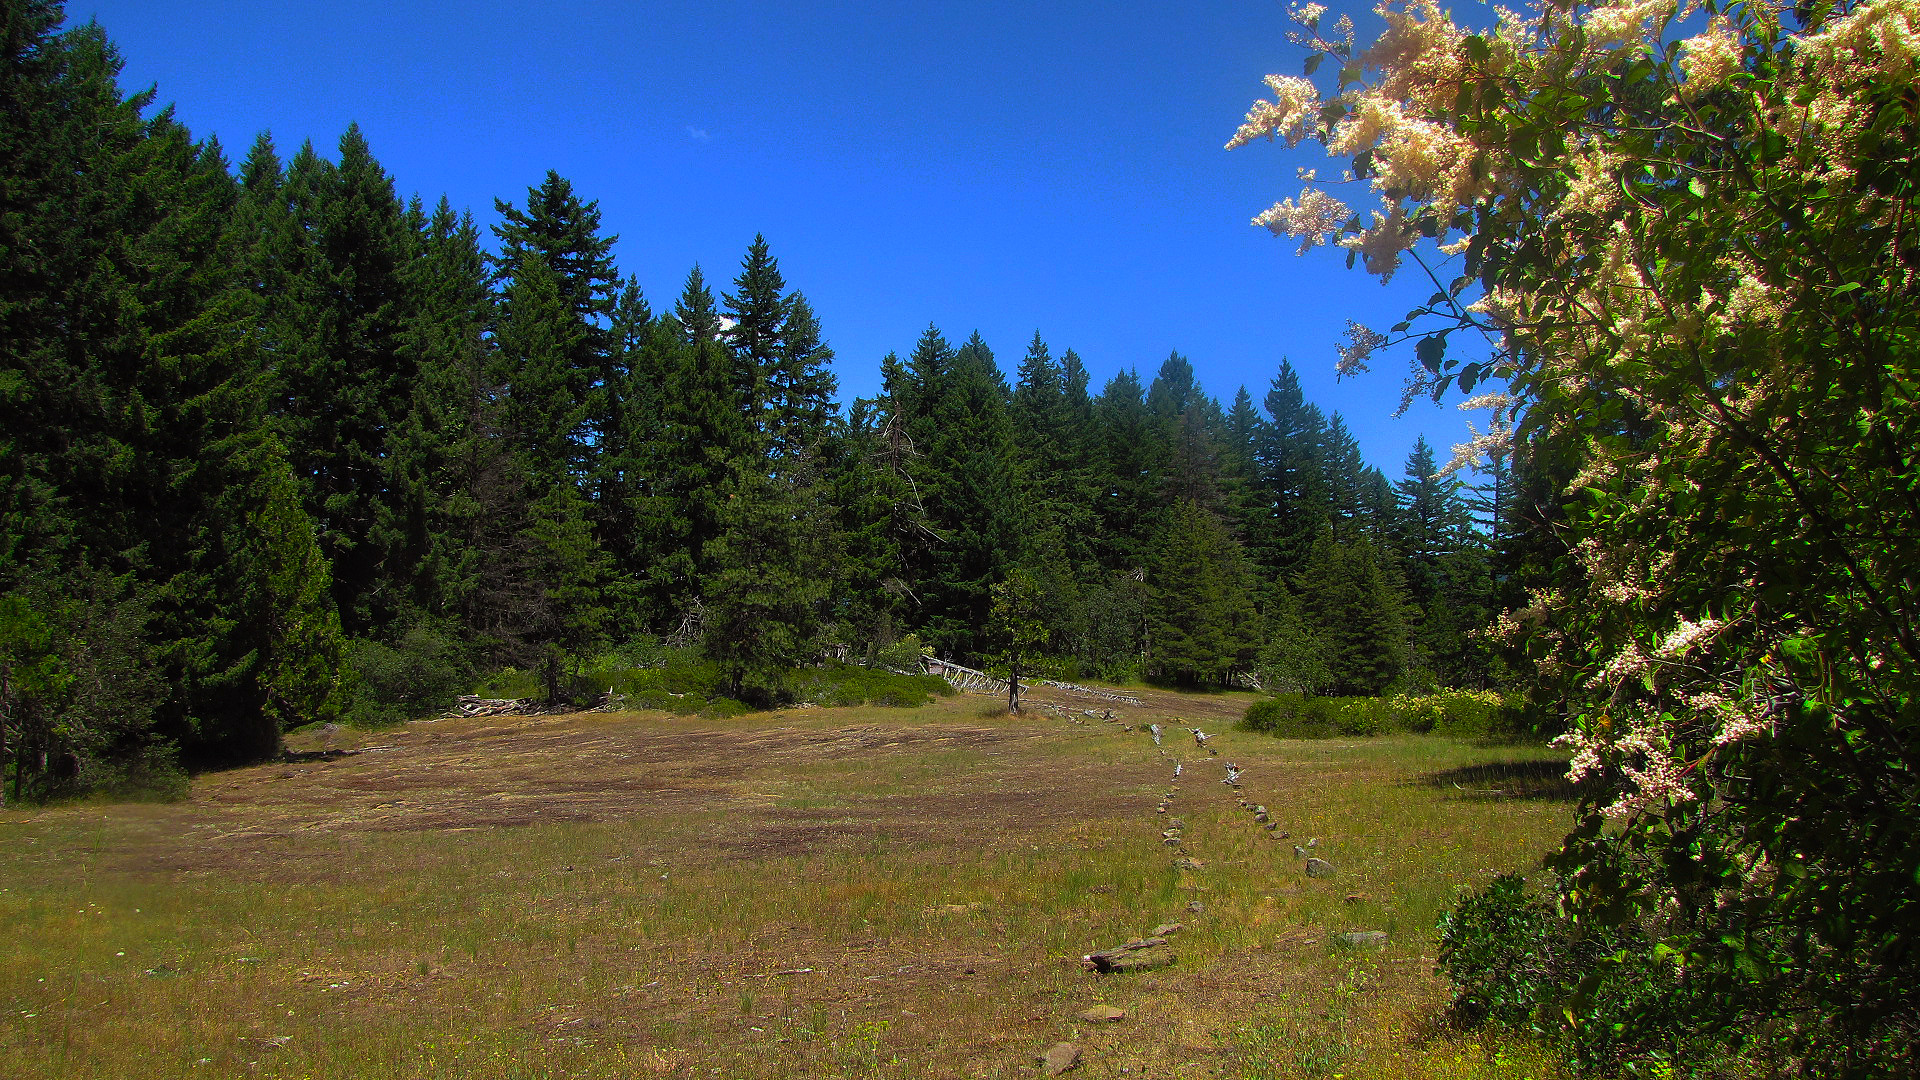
[
  {"x1": 445, "y1": 696, "x2": 541, "y2": 718},
  {"x1": 442, "y1": 692, "x2": 630, "y2": 720}
]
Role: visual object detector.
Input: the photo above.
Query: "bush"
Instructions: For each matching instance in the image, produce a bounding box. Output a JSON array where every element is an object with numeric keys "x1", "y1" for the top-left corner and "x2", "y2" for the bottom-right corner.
[
  {"x1": 342, "y1": 627, "x2": 472, "y2": 726},
  {"x1": 791, "y1": 662, "x2": 952, "y2": 708},
  {"x1": 1241, "y1": 690, "x2": 1518, "y2": 739},
  {"x1": 1437, "y1": 874, "x2": 1762, "y2": 1077},
  {"x1": 871, "y1": 633, "x2": 931, "y2": 674},
  {"x1": 471, "y1": 666, "x2": 544, "y2": 701},
  {"x1": 82, "y1": 740, "x2": 189, "y2": 803}
]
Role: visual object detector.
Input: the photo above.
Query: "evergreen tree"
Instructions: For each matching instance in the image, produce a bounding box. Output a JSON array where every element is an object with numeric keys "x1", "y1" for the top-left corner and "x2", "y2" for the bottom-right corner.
[
  {"x1": 521, "y1": 481, "x2": 614, "y2": 702},
  {"x1": 911, "y1": 332, "x2": 1021, "y2": 659},
  {"x1": 1251, "y1": 359, "x2": 1330, "y2": 574},
  {"x1": 1091, "y1": 369, "x2": 1158, "y2": 577},
  {"x1": 1149, "y1": 500, "x2": 1261, "y2": 685},
  {"x1": 492, "y1": 256, "x2": 588, "y2": 482},
  {"x1": 640, "y1": 266, "x2": 747, "y2": 623},
  {"x1": 702, "y1": 463, "x2": 831, "y2": 704},
  {"x1": 590, "y1": 274, "x2": 657, "y2": 602},
  {"x1": 722, "y1": 233, "x2": 784, "y2": 431},
  {"x1": 388, "y1": 197, "x2": 493, "y2": 627},
  {"x1": 1297, "y1": 536, "x2": 1411, "y2": 696},
  {"x1": 490, "y1": 170, "x2": 617, "y2": 333},
  {"x1": 1, "y1": 8, "x2": 344, "y2": 773},
  {"x1": 989, "y1": 567, "x2": 1049, "y2": 712}
]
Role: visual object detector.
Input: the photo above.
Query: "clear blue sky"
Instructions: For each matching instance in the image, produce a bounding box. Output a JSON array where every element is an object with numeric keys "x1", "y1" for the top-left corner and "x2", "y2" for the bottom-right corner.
[{"x1": 77, "y1": 0, "x2": 1474, "y2": 478}]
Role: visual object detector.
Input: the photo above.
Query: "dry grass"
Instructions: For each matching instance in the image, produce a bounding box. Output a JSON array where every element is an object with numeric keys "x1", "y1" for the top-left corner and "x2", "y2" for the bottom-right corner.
[{"x1": 0, "y1": 688, "x2": 1574, "y2": 1079}]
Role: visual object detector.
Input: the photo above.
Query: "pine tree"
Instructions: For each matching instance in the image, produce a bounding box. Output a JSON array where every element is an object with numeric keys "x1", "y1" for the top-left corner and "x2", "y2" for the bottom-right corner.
[
  {"x1": 912, "y1": 332, "x2": 1022, "y2": 659},
  {"x1": 1149, "y1": 500, "x2": 1260, "y2": 685},
  {"x1": 493, "y1": 256, "x2": 589, "y2": 482},
  {"x1": 702, "y1": 463, "x2": 831, "y2": 704},
  {"x1": 1, "y1": 8, "x2": 345, "y2": 772},
  {"x1": 722, "y1": 233, "x2": 784, "y2": 431},
  {"x1": 521, "y1": 482, "x2": 614, "y2": 702},
  {"x1": 640, "y1": 267, "x2": 747, "y2": 623},
  {"x1": 769, "y1": 292, "x2": 838, "y2": 455},
  {"x1": 1251, "y1": 359, "x2": 1330, "y2": 575},
  {"x1": 590, "y1": 274, "x2": 657, "y2": 602},
  {"x1": 1297, "y1": 536, "x2": 1411, "y2": 695},
  {"x1": 388, "y1": 197, "x2": 493, "y2": 627},
  {"x1": 989, "y1": 567, "x2": 1049, "y2": 712},
  {"x1": 835, "y1": 356, "x2": 935, "y2": 653},
  {"x1": 490, "y1": 170, "x2": 617, "y2": 332},
  {"x1": 1091, "y1": 369, "x2": 1159, "y2": 577},
  {"x1": 1393, "y1": 434, "x2": 1472, "y2": 601}
]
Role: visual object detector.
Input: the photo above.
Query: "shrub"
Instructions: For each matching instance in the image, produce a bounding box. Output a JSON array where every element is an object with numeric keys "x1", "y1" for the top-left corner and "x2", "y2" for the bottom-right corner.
[
  {"x1": 1241, "y1": 690, "x2": 1519, "y2": 739},
  {"x1": 791, "y1": 662, "x2": 951, "y2": 708},
  {"x1": 872, "y1": 633, "x2": 930, "y2": 674},
  {"x1": 342, "y1": 626, "x2": 472, "y2": 726},
  {"x1": 83, "y1": 739, "x2": 189, "y2": 803},
  {"x1": 1437, "y1": 874, "x2": 1763, "y2": 1076},
  {"x1": 471, "y1": 666, "x2": 544, "y2": 701}
]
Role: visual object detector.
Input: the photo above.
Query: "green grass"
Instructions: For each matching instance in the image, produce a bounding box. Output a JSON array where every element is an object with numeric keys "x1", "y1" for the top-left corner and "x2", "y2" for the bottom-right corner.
[{"x1": 0, "y1": 693, "x2": 1576, "y2": 1078}]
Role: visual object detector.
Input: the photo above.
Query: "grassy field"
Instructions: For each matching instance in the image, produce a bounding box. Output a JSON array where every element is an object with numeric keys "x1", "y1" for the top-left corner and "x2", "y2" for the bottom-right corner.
[{"x1": 0, "y1": 684, "x2": 1576, "y2": 1079}]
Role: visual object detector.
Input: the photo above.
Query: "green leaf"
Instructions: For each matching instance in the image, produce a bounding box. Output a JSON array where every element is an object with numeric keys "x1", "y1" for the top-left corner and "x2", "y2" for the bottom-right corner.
[{"x1": 1304, "y1": 53, "x2": 1324, "y2": 77}]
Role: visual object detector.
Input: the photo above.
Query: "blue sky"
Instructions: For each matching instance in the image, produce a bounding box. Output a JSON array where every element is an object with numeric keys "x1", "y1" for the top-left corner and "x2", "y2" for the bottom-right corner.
[{"x1": 77, "y1": 0, "x2": 1477, "y2": 478}]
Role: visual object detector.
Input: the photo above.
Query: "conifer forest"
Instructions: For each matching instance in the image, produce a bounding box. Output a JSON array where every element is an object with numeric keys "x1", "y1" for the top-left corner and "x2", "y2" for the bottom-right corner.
[{"x1": 0, "y1": 2, "x2": 1519, "y2": 793}]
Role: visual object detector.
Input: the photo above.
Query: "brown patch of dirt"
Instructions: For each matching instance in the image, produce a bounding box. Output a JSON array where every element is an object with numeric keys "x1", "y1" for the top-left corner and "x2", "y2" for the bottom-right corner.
[{"x1": 98, "y1": 703, "x2": 1156, "y2": 882}]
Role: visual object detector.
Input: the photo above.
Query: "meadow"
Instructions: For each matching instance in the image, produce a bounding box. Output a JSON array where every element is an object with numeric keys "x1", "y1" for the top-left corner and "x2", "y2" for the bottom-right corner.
[{"x1": 0, "y1": 685, "x2": 1575, "y2": 1079}]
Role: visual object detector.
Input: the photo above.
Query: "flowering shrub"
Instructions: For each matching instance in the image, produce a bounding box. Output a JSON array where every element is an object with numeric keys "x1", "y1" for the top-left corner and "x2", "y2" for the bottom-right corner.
[{"x1": 1232, "y1": 0, "x2": 1920, "y2": 1073}]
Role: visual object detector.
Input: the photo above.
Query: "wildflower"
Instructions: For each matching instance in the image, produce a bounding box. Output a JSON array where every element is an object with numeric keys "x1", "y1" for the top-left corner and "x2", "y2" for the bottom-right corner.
[
  {"x1": 1252, "y1": 187, "x2": 1348, "y2": 254},
  {"x1": 1226, "y1": 75, "x2": 1323, "y2": 150},
  {"x1": 1336, "y1": 321, "x2": 1389, "y2": 376},
  {"x1": 1679, "y1": 18, "x2": 1742, "y2": 96},
  {"x1": 1655, "y1": 617, "x2": 1724, "y2": 658}
]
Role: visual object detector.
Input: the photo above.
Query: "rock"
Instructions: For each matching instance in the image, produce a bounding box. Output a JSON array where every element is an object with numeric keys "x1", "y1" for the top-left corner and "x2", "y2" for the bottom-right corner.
[
  {"x1": 1305, "y1": 857, "x2": 1336, "y2": 878},
  {"x1": 1078, "y1": 1005, "x2": 1127, "y2": 1023},
  {"x1": 1042, "y1": 1042, "x2": 1082, "y2": 1074},
  {"x1": 1338, "y1": 930, "x2": 1389, "y2": 949},
  {"x1": 1150, "y1": 922, "x2": 1183, "y2": 936},
  {"x1": 1102, "y1": 949, "x2": 1175, "y2": 974},
  {"x1": 1186, "y1": 900, "x2": 1206, "y2": 914},
  {"x1": 1083, "y1": 938, "x2": 1171, "y2": 973},
  {"x1": 1344, "y1": 893, "x2": 1370, "y2": 904},
  {"x1": 1173, "y1": 857, "x2": 1205, "y2": 871}
]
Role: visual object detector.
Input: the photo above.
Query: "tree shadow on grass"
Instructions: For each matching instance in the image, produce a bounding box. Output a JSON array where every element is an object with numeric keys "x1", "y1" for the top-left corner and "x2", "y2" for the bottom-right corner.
[{"x1": 1414, "y1": 759, "x2": 1586, "y2": 802}]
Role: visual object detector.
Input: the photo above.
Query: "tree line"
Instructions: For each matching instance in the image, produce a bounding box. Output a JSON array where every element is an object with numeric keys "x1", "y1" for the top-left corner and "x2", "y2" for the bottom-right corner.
[{"x1": 0, "y1": 2, "x2": 1533, "y2": 795}]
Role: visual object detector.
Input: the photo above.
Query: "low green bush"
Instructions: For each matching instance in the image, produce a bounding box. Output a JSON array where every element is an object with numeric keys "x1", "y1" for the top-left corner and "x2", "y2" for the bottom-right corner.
[
  {"x1": 1240, "y1": 689, "x2": 1519, "y2": 739},
  {"x1": 342, "y1": 626, "x2": 473, "y2": 726},
  {"x1": 791, "y1": 662, "x2": 953, "y2": 708},
  {"x1": 1437, "y1": 873, "x2": 1762, "y2": 1077},
  {"x1": 468, "y1": 649, "x2": 956, "y2": 715},
  {"x1": 471, "y1": 666, "x2": 544, "y2": 701}
]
